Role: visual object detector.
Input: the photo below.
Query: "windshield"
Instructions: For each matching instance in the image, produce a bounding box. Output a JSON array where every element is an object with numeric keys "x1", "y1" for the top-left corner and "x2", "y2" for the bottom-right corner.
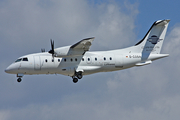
[
  {"x1": 15, "y1": 58, "x2": 22, "y2": 62},
  {"x1": 15, "y1": 57, "x2": 28, "y2": 62}
]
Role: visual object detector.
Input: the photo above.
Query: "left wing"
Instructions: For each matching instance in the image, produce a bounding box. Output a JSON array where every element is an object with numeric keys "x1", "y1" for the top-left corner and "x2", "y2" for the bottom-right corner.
[
  {"x1": 54, "y1": 37, "x2": 95, "y2": 57},
  {"x1": 70, "y1": 37, "x2": 95, "y2": 51}
]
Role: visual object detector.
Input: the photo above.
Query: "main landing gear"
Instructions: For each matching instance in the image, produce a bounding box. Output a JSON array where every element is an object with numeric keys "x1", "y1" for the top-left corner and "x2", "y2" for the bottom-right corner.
[
  {"x1": 17, "y1": 73, "x2": 24, "y2": 83},
  {"x1": 72, "y1": 71, "x2": 83, "y2": 83},
  {"x1": 72, "y1": 77, "x2": 78, "y2": 83}
]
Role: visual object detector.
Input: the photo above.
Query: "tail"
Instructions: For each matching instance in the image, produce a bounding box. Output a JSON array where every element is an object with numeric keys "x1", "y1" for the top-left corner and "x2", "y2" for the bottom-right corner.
[
  {"x1": 135, "y1": 19, "x2": 170, "y2": 54},
  {"x1": 131, "y1": 20, "x2": 170, "y2": 65}
]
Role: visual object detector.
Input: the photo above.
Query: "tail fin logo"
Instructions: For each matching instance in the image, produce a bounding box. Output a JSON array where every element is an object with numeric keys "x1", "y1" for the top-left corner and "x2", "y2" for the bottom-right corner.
[{"x1": 147, "y1": 35, "x2": 163, "y2": 44}]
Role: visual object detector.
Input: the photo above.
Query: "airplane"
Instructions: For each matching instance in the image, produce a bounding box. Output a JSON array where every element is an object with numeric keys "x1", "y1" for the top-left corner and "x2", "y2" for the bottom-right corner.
[{"x1": 5, "y1": 19, "x2": 170, "y2": 83}]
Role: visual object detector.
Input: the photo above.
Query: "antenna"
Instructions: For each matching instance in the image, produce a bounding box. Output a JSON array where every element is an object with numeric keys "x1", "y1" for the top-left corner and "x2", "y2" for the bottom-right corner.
[{"x1": 41, "y1": 48, "x2": 45, "y2": 52}]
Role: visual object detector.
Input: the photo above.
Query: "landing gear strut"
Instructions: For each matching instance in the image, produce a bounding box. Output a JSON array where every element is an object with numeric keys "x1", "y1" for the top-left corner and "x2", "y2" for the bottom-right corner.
[{"x1": 17, "y1": 73, "x2": 24, "y2": 83}]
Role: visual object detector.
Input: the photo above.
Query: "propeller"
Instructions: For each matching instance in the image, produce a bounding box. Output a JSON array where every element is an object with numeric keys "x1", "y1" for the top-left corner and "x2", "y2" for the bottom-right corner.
[
  {"x1": 48, "y1": 39, "x2": 55, "y2": 57},
  {"x1": 41, "y1": 48, "x2": 45, "y2": 52}
]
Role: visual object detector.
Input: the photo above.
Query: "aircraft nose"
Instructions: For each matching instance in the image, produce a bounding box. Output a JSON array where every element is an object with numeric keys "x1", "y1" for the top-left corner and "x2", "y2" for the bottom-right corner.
[
  {"x1": 5, "y1": 64, "x2": 19, "y2": 74},
  {"x1": 5, "y1": 66, "x2": 12, "y2": 73},
  {"x1": 4, "y1": 68, "x2": 7, "y2": 73}
]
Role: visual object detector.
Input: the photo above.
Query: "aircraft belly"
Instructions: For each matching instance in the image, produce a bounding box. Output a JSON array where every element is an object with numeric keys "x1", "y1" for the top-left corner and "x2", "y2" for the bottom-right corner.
[{"x1": 77, "y1": 66, "x2": 101, "y2": 75}]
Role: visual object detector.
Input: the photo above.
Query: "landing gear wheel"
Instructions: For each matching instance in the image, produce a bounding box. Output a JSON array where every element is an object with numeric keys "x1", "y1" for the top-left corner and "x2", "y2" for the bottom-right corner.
[
  {"x1": 73, "y1": 78, "x2": 78, "y2": 83},
  {"x1": 76, "y1": 72, "x2": 83, "y2": 79},
  {"x1": 77, "y1": 74, "x2": 82, "y2": 79},
  {"x1": 17, "y1": 78, "x2": 22, "y2": 82}
]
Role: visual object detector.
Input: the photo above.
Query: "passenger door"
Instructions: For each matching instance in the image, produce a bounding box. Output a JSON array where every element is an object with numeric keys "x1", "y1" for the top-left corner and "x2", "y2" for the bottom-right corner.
[{"x1": 34, "y1": 56, "x2": 41, "y2": 70}]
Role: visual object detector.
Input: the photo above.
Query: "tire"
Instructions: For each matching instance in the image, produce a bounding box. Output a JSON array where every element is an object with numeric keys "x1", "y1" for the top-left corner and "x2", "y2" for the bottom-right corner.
[
  {"x1": 17, "y1": 78, "x2": 22, "y2": 82},
  {"x1": 76, "y1": 72, "x2": 83, "y2": 79},
  {"x1": 73, "y1": 78, "x2": 78, "y2": 83},
  {"x1": 77, "y1": 74, "x2": 82, "y2": 79}
]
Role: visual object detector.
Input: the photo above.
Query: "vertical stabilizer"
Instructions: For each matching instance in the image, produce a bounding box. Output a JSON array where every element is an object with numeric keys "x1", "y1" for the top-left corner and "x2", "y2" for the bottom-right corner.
[{"x1": 135, "y1": 20, "x2": 170, "y2": 54}]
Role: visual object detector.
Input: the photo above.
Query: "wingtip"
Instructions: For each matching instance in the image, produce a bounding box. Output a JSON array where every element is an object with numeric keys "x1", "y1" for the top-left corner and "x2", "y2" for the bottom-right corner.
[{"x1": 83, "y1": 37, "x2": 95, "y2": 40}]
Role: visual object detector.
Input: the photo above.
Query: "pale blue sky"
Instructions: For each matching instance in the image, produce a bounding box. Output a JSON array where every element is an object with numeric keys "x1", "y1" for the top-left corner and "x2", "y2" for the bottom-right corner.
[{"x1": 1, "y1": 0, "x2": 180, "y2": 120}]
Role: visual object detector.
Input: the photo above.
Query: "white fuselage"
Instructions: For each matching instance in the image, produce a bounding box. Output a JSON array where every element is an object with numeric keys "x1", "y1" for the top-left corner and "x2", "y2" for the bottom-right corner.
[{"x1": 5, "y1": 48, "x2": 168, "y2": 77}]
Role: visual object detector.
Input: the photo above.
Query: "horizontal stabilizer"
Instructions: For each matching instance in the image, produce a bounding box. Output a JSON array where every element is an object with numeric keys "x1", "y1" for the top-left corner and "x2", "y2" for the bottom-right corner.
[{"x1": 135, "y1": 60, "x2": 152, "y2": 66}]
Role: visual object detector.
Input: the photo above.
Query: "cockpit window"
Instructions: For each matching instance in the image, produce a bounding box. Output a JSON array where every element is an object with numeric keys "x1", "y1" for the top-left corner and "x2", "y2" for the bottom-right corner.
[
  {"x1": 23, "y1": 57, "x2": 28, "y2": 61},
  {"x1": 15, "y1": 57, "x2": 28, "y2": 62},
  {"x1": 15, "y1": 58, "x2": 22, "y2": 62}
]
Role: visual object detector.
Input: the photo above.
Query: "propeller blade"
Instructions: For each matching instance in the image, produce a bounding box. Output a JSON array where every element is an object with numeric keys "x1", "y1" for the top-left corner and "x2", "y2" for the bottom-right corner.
[
  {"x1": 48, "y1": 39, "x2": 54, "y2": 55},
  {"x1": 51, "y1": 39, "x2": 54, "y2": 52}
]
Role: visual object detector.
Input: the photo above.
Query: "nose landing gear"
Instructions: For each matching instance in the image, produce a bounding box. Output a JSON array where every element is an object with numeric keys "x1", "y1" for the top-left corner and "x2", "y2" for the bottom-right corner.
[
  {"x1": 17, "y1": 78, "x2": 22, "y2": 82},
  {"x1": 17, "y1": 73, "x2": 24, "y2": 83}
]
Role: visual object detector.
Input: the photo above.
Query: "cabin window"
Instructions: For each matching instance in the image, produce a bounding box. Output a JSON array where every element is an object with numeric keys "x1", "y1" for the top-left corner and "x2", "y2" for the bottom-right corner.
[
  {"x1": 45, "y1": 59, "x2": 48, "y2": 62},
  {"x1": 75, "y1": 58, "x2": 77, "y2": 61},
  {"x1": 64, "y1": 59, "x2": 66, "y2": 62},
  {"x1": 22, "y1": 57, "x2": 28, "y2": 61},
  {"x1": 82, "y1": 58, "x2": 84, "y2": 61},
  {"x1": 110, "y1": 57, "x2": 112, "y2": 60},
  {"x1": 88, "y1": 58, "x2": 91, "y2": 61},
  {"x1": 104, "y1": 57, "x2": 106, "y2": 61},
  {"x1": 58, "y1": 59, "x2": 60, "y2": 62},
  {"x1": 95, "y1": 58, "x2": 97, "y2": 61},
  {"x1": 52, "y1": 59, "x2": 54, "y2": 62},
  {"x1": 71, "y1": 58, "x2": 73, "y2": 62},
  {"x1": 15, "y1": 58, "x2": 22, "y2": 62}
]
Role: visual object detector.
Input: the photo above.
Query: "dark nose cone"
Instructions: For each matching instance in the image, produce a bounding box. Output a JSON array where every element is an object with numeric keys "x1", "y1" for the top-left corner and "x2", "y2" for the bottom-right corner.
[{"x1": 5, "y1": 67, "x2": 10, "y2": 73}]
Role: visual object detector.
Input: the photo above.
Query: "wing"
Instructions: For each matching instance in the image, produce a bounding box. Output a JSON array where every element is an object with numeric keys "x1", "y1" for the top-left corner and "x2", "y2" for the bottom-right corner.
[
  {"x1": 54, "y1": 37, "x2": 95, "y2": 57},
  {"x1": 70, "y1": 37, "x2": 95, "y2": 51}
]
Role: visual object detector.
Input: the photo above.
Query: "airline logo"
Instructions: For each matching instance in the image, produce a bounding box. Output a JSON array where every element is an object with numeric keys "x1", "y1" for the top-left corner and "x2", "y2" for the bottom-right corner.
[{"x1": 147, "y1": 35, "x2": 163, "y2": 44}]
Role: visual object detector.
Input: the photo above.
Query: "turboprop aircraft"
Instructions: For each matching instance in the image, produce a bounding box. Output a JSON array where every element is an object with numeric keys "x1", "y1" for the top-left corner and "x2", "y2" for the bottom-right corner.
[{"x1": 5, "y1": 19, "x2": 170, "y2": 83}]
